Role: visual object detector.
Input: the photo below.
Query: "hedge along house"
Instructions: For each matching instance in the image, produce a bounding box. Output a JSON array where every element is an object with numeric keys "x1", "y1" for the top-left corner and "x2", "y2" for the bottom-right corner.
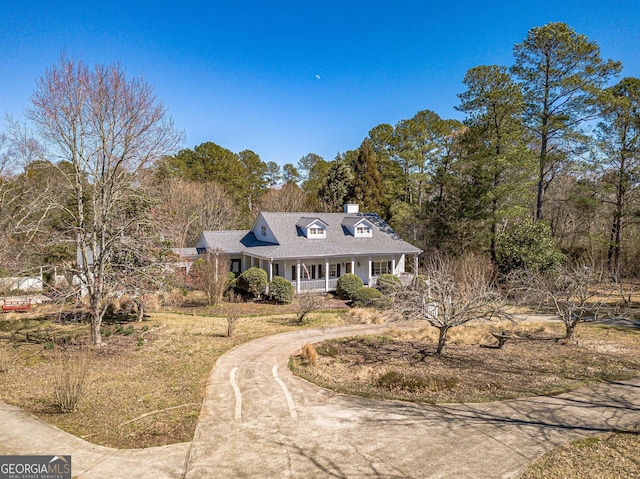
[{"x1": 178, "y1": 204, "x2": 423, "y2": 293}]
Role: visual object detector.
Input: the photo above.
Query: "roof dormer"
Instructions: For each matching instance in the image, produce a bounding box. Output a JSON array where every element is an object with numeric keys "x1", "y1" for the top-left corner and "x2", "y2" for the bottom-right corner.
[
  {"x1": 342, "y1": 217, "x2": 374, "y2": 237},
  {"x1": 296, "y1": 217, "x2": 328, "y2": 238}
]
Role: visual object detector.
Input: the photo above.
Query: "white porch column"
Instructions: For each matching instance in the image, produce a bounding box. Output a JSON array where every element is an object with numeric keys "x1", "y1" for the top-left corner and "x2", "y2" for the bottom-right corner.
[
  {"x1": 351, "y1": 258, "x2": 355, "y2": 275},
  {"x1": 392, "y1": 256, "x2": 396, "y2": 275},
  {"x1": 414, "y1": 255, "x2": 419, "y2": 274},
  {"x1": 296, "y1": 260, "x2": 301, "y2": 294},
  {"x1": 368, "y1": 256, "x2": 372, "y2": 285},
  {"x1": 284, "y1": 261, "x2": 287, "y2": 280},
  {"x1": 214, "y1": 253, "x2": 219, "y2": 281},
  {"x1": 268, "y1": 260, "x2": 273, "y2": 281},
  {"x1": 325, "y1": 258, "x2": 329, "y2": 292}
]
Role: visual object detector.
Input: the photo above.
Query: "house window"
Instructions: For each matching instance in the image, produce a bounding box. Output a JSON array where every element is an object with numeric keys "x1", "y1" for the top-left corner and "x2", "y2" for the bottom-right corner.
[
  {"x1": 273, "y1": 263, "x2": 279, "y2": 277},
  {"x1": 230, "y1": 259, "x2": 241, "y2": 274},
  {"x1": 372, "y1": 261, "x2": 391, "y2": 276},
  {"x1": 308, "y1": 227, "x2": 325, "y2": 237},
  {"x1": 261, "y1": 226, "x2": 267, "y2": 237},
  {"x1": 329, "y1": 264, "x2": 338, "y2": 278},
  {"x1": 356, "y1": 226, "x2": 371, "y2": 235},
  {"x1": 196, "y1": 247, "x2": 206, "y2": 254}
]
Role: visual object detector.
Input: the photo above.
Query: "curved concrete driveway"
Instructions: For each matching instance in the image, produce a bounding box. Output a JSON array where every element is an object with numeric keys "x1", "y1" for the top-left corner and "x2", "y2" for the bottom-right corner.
[
  {"x1": 184, "y1": 323, "x2": 640, "y2": 479},
  {"x1": 1, "y1": 323, "x2": 638, "y2": 478}
]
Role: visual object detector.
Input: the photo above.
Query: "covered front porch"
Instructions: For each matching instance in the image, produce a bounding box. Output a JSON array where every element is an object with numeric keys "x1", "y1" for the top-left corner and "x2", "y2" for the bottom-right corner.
[{"x1": 242, "y1": 253, "x2": 420, "y2": 294}]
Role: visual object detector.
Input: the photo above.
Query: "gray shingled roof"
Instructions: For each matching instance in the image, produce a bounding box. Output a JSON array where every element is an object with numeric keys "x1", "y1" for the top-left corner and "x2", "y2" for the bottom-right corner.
[
  {"x1": 198, "y1": 213, "x2": 422, "y2": 260},
  {"x1": 295, "y1": 217, "x2": 328, "y2": 229},
  {"x1": 341, "y1": 216, "x2": 372, "y2": 228},
  {"x1": 172, "y1": 247, "x2": 199, "y2": 257}
]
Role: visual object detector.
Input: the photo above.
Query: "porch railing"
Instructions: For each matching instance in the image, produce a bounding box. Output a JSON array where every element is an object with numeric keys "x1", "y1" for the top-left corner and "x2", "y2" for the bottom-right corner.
[{"x1": 289, "y1": 278, "x2": 339, "y2": 293}]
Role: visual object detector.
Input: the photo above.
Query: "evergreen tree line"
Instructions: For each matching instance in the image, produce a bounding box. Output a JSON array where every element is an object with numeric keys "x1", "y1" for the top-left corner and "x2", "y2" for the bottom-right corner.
[
  {"x1": 1, "y1": 22, "x2": 638, "y2": 281},
  {"x1": 157, "y1": 22, "x2": 639, "y2": 279}
]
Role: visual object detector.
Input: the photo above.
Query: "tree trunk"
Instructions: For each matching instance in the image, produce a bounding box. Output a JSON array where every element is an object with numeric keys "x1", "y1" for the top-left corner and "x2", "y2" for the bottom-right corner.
[
  {"x1": 536, "y1": 67, "x2": 550, "y2": 221},
  {"x1": 136, "y1": 301, "x2": 144, "y2": 322},
  {"x1": 436, "y1": 326, "x2": 449, "y2": 355},
  {"x1": 535, "y1": 164, "x2": 545, "y2": 220},
  {"x1": 564, "y1": 321, "x2": 576, "y2": 340},
  {"x1": 90, "y1": 291, "x2": 103, "y2": 345},
  {"x1": 90, "y1": 313, "x2": 102, "y2": 346}
]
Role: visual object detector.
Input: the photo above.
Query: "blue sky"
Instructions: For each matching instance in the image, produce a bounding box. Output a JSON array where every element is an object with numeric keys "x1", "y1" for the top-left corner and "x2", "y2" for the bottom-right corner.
[{"x1": 1, "y1": 1, "x2": 639, "y2": 166}]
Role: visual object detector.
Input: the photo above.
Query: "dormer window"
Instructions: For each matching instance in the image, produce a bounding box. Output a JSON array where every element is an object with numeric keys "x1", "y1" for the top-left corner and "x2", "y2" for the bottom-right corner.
[
  {"x1": 342, "y1": 217, "x2": 374, "y2": 237},
  {"x1": 261, "y1": 226, "x2": 267, "y2": 237},
  {"x1": 296, "y1": 217, "x2": 328, "y2": 238},
  {"x1": 308, "y1": 227, "x2": 326, "y2": 238}
]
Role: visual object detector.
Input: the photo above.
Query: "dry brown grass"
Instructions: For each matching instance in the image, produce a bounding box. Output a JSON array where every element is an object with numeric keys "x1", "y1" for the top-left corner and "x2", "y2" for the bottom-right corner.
[
  {"x1": 344, "y1": 308, "x2": 390, "y2": 324},
  {"x1": 520, "y1": 430, "x2": 640, "y2": 479},
  {"x1": 385, "y1": 320, "x2": 552, "y2": 346},
  {"x1": 51, "y1": 350, "x2": 90, "y2": 413},
  {"x1": 301, "y1": 343, "x2": 318, "y2": 367},
  {"x1": 291, "y1": 322, "x2": 640, "y2": 404},
  {"x1": 0, "y1": 347, "x2": 18, "y2": 373},
  {"x1": 0, "y1": 310, "x2": 345, "y2": 448}
]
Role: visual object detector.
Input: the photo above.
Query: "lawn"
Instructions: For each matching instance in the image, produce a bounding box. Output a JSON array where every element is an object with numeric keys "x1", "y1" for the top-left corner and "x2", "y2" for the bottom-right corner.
[
  {"x1": 0, "y1": 303, "x2": 347, "y2": 449},
  {"x1": 291, "y1": 320, "x2": 640, "y2": 404},
  {"x1": 520, "y1": 431, "x2": 640, "y2": 479}
]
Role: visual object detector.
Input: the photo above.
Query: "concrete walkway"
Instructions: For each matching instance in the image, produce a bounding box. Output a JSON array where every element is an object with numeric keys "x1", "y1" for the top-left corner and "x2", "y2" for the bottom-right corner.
[
  {"x1": 0, "y1": 400, "x2": 190, "y2": 478},
  {"x1": 1, "y1": 323, "x2": 639, "y2": 478}
]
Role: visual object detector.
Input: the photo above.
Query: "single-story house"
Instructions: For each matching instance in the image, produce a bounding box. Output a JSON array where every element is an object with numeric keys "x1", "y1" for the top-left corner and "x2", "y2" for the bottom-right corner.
[{"x1": 174, "y1": 204, "x2": 423, "y2": 293}]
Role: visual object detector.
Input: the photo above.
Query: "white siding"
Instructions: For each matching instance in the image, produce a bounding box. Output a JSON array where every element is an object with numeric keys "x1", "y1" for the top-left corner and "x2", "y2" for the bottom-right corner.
[{"x1": 252, "y1": 215, "x2": 278, "y2": 244}]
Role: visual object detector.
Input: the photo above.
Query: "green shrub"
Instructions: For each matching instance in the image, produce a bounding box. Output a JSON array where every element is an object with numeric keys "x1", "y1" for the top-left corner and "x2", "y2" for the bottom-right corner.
[
  {"x1": 375, "y1": 274, "x2": 402, "y2": 295},
  {"x1": 237, "y1": 267, "x2": 268, "y2": 298},
  {"x1": 496, "y1": 219, "x2": 565, "y2": 275},
  {"x1": 351, "y1": 287, "x2": 387, "y2": 308},
  {"x1": 336, "y1": 273, "x2": 364, "y2": 300},
  {"x1": 268, "y1": 276, "x2": 294, "y2": 304},
  {"x1": 225, "y1": 272, "x2": 237, "y2": 295},
  {"x1": 412, "y1": 275, "x2": 429, "y2": 289}
]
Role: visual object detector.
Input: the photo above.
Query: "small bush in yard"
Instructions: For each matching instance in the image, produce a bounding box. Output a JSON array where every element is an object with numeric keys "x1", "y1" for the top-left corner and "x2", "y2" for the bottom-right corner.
[
  {"x1": 268, "y1": 276, "x2": 294, "y2": 304},
  {"x1": 293, "y1": 292, "x2": 327, "y2": 323},
  {"x1": 52, "y1": 351, "x2": 90, "y2": 413},
  {"x1": 301, "y1": 343, "x2": 318, "y2": 367},
  {"x1": 375, "y1": 274, "x2": 402, "y2": 295},
  {"x1": 237, "y1": 267, "x2": 268, "y2": 298},
  {"x1": 336, "y1": 274, "x2": 364, "y2": 300},
  {"x1": 226, "y1": 310, "x2": 239, "y2": 337},
  {"x1": 351, "y1": 287, "x2": 387, "y2": 308}
]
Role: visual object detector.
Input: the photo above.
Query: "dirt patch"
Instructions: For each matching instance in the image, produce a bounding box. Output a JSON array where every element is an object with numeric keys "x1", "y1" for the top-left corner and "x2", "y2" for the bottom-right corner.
[
  {"x1": 520, "y1": 429, "x2": 640, "y2": 479},
  {"x1": 0, "y1": 310, "x2": 345, "y2": 449},
  {"x1": 291, "y1": 322, "x2": 640, "y2": 403}
]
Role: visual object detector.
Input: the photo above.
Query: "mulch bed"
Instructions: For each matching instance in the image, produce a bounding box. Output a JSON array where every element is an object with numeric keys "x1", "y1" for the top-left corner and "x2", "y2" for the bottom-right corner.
[{"x1": 291, "y1": 324, "x2": 640, "y2": 403}]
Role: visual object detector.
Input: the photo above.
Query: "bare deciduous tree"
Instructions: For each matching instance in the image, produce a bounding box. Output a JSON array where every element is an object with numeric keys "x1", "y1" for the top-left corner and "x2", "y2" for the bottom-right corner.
[
  {"x1": 187, "y1": 251, "x2": 231, "y2": 305},
  {"x1": 0, "y1": 119, "x2": 55, "y2": 273},
  {"x1": 513, "y1": 263, "x2": 615, "y2": 340},
  {"x1": 26, "y1": 56, "x2": 182, "y2": 345},
  {"x1": 293, "y1": 291, "x2": 328, "y2": 323},
  {"x1": 395, "y1": 254, "x2": 508, "y2": 355},
  {"x1": 155, "y1": 177, "x2": 237, "y2": 247},
  {"x1": 258, "y1": 183, "x2": 310, "y2": 213}
]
